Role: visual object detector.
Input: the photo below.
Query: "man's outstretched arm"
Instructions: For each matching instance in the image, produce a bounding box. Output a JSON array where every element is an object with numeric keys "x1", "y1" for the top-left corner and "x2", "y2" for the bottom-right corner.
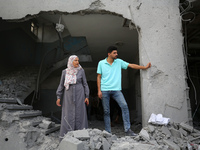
[
  {"x1": 97, "y1": 74, "x2": 102, "y2": 99},
  {"x1": 128, "y1": 62, "x2": 151, "y2": 70}
]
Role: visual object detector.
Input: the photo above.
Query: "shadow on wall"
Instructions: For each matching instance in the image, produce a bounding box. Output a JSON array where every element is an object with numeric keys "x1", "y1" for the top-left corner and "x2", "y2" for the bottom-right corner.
[{"x1": 0, "y1": 28, "x2": 36, "y2": 66}]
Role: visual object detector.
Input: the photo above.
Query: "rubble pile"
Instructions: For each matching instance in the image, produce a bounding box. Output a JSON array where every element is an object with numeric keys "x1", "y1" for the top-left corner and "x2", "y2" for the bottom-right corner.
[
  {"x1": 0, "y1": 102, "x2": 60, "y2": 150},
  {"x1": 0, "y1": 67, "x2": 60, "y2": 150},
  {"x1": 0, "y1": 66, "x2": 38, "y2": 102},
  {"x1": 59, "y1": 122, "x2": 200, "y2": 150}
]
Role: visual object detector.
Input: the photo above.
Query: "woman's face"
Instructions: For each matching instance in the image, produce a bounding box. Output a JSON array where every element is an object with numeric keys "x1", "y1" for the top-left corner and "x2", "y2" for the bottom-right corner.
[{"x1": 73, "y1": 57, "x2": 79, "y2": 68}]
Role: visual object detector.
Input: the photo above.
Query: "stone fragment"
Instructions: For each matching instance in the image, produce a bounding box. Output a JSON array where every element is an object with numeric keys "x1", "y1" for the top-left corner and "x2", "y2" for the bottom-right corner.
[
  {"x1": 139, "y1": 129, "x2": 150, "y2": 140},
  {"x1": 179, "y1": 127, "x2": 188, "y2": 137},
  {"x1": 148, "y1": 124, "x2": 155, "y2": 133},
  {"x1": 39, "y1": 120, "x2": 52, "y2": 129},
  {"x1": 170, "y1": 128, "x2": 181, "y2": 138},
  {"x1": 89, "y1": 138, "x2": 95, "y2": 149},
  {"x1": 149, "y1": 140, "x2": 159, "y2": 146},
  {"x1": 43, "y1": 124, "x2": 60, "y2": 135},
  {"x1": 73, "y1": 129, "x2": 90, "y2": 140},
  {"x1": 59, "y1": 136, "x2": 83, "y2": 150},
  {"x1": 102, "y1": 138, "x2": 110, "y2": 150},
  {"x1": 93, "y1": 135, "x2": 100, "y2": 143},
  {"x1": 111, "y1": 134, "x2": 117, "y2": 141},
  {"x1": 102, "y1": 130, "x2": 112, "y2": 138},
  {"x1": 161, "y1": 126, "x2": 171, "y2": 136},
  {"x1": 163, "y1": 139, "x2": 180, "y2": 150},
  {"x1": 91, "y1": 128, "x2": 102, "y2": 135},
  {"x1": 180, "y1": 122, "x2": 193, "y2": 132},
  {"x1": 111, "y1": 142, "x2": 131, "y2": 150},
  {"x1": 95, "y1": 142, "x2": 102, "y2": 150}
]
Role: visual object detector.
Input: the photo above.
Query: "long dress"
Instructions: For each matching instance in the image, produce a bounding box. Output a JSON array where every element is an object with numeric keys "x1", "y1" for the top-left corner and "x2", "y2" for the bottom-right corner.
[{"x1": 56, "y1": 68, "x2": 89, "y2": 139}]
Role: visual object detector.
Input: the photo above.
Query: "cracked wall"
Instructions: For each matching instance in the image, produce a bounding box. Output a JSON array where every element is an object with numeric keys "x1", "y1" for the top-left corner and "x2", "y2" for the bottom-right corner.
[{"x1": 0, "y1": 0, "x2": 189, "y2": 126}]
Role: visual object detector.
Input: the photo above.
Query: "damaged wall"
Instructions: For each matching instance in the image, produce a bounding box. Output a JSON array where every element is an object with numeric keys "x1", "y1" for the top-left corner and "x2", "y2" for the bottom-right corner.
[{"x1": 0, "y1": 0, "x2": 189, "y2": 126}]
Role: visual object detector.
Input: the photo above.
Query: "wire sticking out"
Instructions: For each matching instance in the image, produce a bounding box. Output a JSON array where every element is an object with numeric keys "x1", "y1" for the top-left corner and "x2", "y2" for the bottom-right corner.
[{"x1": 180, "y1": 1, "x2": 198, "y2": 119}]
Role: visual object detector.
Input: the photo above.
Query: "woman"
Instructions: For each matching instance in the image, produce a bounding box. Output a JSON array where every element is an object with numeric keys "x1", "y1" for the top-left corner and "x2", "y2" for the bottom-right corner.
[{"x1": 56, "y1": 55, "x2": 89, "y2": 140}]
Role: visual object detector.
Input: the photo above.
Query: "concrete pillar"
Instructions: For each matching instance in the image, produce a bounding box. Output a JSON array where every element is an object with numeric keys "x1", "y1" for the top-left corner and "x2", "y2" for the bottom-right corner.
[{"x1": 129, "y1": 1, "x2": 189, "y2": 126}]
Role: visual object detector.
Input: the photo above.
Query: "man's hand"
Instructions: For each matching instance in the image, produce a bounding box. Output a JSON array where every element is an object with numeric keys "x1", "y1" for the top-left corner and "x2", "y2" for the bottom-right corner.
[
  {"x1": 98, "y1": 90, "x2": 102, "y2": 99},
  {"x1": 144, "y1": 62, "x2": 151, "y2": 69},
  {"x1": 56, "y1": 99, "x2": 61, "y2": 107},
  {"x1": 85, "y1": 98, "x2": 89, "y2": 106},
  {"x1": 97, "y1": 74, "x2": 102, "y2": 99}
]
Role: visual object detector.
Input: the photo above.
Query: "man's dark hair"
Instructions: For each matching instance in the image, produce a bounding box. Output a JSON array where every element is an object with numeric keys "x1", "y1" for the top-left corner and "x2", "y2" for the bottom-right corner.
[{"x1": 107, "y1": 46, "x2": 117, "y2": 53}]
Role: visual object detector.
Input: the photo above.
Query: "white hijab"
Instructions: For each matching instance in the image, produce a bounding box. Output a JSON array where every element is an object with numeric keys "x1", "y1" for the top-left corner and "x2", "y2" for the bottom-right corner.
[{"x1": 64, "y1": 55, "x2": 82, "y2": 90}]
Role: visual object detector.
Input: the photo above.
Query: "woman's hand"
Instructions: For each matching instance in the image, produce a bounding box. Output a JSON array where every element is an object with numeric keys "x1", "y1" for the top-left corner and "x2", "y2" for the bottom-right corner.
[
  {"x1": 56, "y1": 99, "x2": 61, "y2": 107},
  {"x1": 85, "y1": 98, "x2": 89, "y2": 106}
]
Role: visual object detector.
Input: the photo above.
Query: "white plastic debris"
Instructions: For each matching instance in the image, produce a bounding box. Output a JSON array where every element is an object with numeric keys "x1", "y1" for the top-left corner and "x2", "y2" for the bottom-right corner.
[{"x1": 148, "y1": 113, "x2": 170, "y2": 125}]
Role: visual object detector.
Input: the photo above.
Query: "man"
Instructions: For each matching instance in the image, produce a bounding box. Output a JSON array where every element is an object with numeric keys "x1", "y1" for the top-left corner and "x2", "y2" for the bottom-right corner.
[{"x1": 97, "y1": 46, "x2": 151, "y2": 136}]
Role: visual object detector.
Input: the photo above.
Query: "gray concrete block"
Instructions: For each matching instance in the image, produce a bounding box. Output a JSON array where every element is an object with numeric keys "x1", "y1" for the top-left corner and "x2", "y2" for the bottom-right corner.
[
  {"x1": 102, "y1": 130, "x2": 112, "y2": 138},
  {"x1": 59, "y1": 136, "x2": 83, "y2": 150},
  {"x1": 73, "y1": 129, "x2": 90, "y2": 140},
  {"x1": 89, "y1": 139, "x2": 95, "y2": 149},
  {"x1": 170, "y1": 128, "x2": 181, "y2": 138},
  {"x1": 111, "y1": 135, "x2": 117, "y2": 141},
  {"x1": 179, "y1": 127, "x2": 188, "y2": 137},
  {"x1": 43, "y1": 124, "x2": 60, "y2": 135},
  {"x1": 148, "y1": 125, "x2": 155, "y2": 133},
  {"x1": 0, "y1": 98, "x2": 17, "y2": 104},
  {"x1": 38, "y1": 120, "x2": 52, "y2": 129},
  {"x1": 95, "y1": 142, "x2": 102, "y2": 150},
  {"x1": 163, "y1": 139, "x2": 180, "y2": 150},
  {"x1": 6, "y1": 104, "x2": 32, "y2": 110},
  {"x1": 19, "y1": 111, "x2": 42, "y2": 118},
  {"x1": 161, "y1": 126, "x2": 171, "y2": 136},
  {"x1": 180, "y1": 122, "x2": 193, "y2": 132},
  {"x1": 102, "y1": 138, "x2": 110, "y2": 150},
  {"x1": 93, "y1": 135, "x2": 100, "y2": 143},
  {"x1": 139, "y1": 129, "x2": 150, "y2": 140}
]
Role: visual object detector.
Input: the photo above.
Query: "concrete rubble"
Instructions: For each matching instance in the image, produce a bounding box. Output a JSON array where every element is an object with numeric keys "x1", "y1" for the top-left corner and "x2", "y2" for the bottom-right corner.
[
  {"x1": 0, "y1": 102, "x2": 60, "y2": 150},
  {"x1": 0, "y1": 67, "x2": 60, "y2": 150},
  {"x1": 59, "y1": 121, "x2": 200, "y2": 150},
  {"x1": 0, "y1": 67, "x2": 38, "y2": 103}
]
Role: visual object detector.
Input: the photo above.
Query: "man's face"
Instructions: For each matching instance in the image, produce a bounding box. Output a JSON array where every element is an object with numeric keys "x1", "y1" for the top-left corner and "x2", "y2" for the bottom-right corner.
[{"x1": 108, "y1": 50, "x2": 118, "y2": 59}]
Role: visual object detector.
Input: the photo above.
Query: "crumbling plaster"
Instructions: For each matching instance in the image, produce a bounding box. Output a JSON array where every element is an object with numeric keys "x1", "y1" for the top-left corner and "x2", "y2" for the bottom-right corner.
[{"x1": 0, "y1": 0, "x2": 189, "y2": 126}]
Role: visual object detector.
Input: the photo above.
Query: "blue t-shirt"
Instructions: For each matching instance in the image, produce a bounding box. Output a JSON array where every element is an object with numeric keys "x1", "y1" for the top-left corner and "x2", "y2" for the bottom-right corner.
[{"x1": 97, "y1": 58, "x2": 129, "y2": 91}]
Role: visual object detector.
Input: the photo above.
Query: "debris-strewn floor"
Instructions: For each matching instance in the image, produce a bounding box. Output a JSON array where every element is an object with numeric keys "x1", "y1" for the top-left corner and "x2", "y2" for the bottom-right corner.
[
  {"x1": 60, "y1": 120, "x2": 200, "y2": 150},
  {"x1": 88, "y1": 119, "x2": 142, "y2": 138}
]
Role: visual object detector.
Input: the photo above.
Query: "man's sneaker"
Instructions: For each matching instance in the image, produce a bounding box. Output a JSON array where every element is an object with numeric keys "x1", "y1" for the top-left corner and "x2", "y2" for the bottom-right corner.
[{"x1": 125, "y1": 128, "x2": 138, "y2": 136}]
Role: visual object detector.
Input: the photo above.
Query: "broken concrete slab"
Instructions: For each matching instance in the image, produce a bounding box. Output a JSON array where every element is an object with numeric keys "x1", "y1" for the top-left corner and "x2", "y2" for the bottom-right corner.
[
  {"x1": 161, "y1": 126, "x2": 171, "y2": 136},
  {"x1": 73, "y1": 129, "x2": 90, "y2": 140},
  {"x1": 179, "y1": 127, "x2": 188, "y2": 137},
  {"x1": 19, "y1": 111, "x2": 42, "y2": 118},
  {"x1": 59, "y1": 135, "x2": 83, "y2": 150},
  {"x1": 102, "y1": 137, "x2": 111, "y2": 150},
  {"x1": 139, "y1": 128, "x2": 150, "y2": 140},
  {"x1": 170, "y1": 127, "x2": 181, "y2": 138},
  {"x1": 38, "y1": 120, "x2": 52, "y2": 129},
  {"x1": 43, "y1": 124, "x2": 60, "y2": 135},
  {"x1": 6, "y1": 104, "x2": 33, "y2": 110},
  {"x1": 0, "y1": 98, "x2": 17, "y2": 104},
  {"x1": 163, "y1": 139, "x2": 180, "y2": 150},
  {"x1": 180, "y1": 122, "x2": 194, "y2": 133}
]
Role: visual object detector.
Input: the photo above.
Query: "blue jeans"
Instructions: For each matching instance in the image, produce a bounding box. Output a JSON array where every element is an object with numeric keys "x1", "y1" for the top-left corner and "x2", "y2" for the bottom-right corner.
[{"x1": 101, "y1": 91, "x2": 131, "y2": 133}]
